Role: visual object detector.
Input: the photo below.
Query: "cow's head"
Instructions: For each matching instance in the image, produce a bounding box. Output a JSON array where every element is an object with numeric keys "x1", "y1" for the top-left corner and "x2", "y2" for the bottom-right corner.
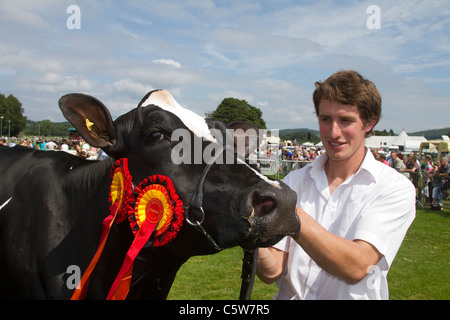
[{"x1": 59, "y1": 90, "x2": 300, "y2": 253}]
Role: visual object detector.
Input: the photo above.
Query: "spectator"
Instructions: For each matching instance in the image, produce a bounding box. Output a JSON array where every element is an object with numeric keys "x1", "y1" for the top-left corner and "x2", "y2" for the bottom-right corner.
[
  {"x1": 308, "y1": 149, "x2": 316, "y2": 160},
  {"x1": 398, "y1": 152, "x2": 405, "y2": 163},
  {"x1": 45, "y1": 139, "x2": 58, "y2": 151},
  {"x1": 405, "y1": 154, "x2": 419, "y2": 174},
  {"x1": 293, "y1": 147, "x2": 300, "y2": 161},
  {"x1": 391, "y1": 151, "x2": 409, "y2": 179},
  {"x1": 405, "y1": 154, "x2": 420, "y2": 194},
  {"x1": 301, "y1": 151, "x2": 309, "y2": 161},
  {"x1": 432, "y1": 157, "x2": 450, "y2": 211},
  {"x1": 37, "y1": 140, "x2": 46, "y2": 150},
  {"x1": 74, "y1": 141, "x2": 87, "y2": 158},
  {"x1": 423, "y1": 155, "x2": 434, "y2": 207},
  {"x1": 431, "y1": 161, "x2": 440, "y2": 208},
  {"x1": 60, "y1": 139, "x2": 69, "y2": 152},
  {"x1": 378, "y1": 153, "x2": 389, "y2": 165}
]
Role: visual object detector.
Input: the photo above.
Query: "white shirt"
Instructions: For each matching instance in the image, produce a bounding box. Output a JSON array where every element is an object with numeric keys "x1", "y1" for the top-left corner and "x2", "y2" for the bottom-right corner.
[
  {"x1": 45, "y1": 141, "x2": 58, "y2": 150},
  {"x1": 273, "y1": 149, "x2": 416, "y2": 300}
]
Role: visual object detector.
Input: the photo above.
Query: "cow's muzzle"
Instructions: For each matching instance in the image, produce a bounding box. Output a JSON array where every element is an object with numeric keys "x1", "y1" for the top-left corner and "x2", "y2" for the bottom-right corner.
[{"x1": 240, "y1": 183, "x2": 300, "y2": 249}]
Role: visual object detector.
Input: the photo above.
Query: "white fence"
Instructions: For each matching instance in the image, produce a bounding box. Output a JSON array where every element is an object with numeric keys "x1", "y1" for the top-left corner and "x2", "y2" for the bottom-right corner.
[{"x1": 256, "y1": 157, "x2": 312, "y2": 178}]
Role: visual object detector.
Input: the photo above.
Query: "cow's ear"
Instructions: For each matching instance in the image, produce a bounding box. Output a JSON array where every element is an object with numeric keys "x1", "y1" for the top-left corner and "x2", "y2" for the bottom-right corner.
[
  {"x1": 59, "y1": 93, "x2": 117, "y2": 148},
  {"x1": 228, "y1": 121, "x2": 260, "y2": 159}
]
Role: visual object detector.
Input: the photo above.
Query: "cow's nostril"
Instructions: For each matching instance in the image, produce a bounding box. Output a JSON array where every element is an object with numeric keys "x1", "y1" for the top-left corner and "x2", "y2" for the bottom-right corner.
[{"x1": 252, "y1": 196, "x2": 276, "y2": 216}]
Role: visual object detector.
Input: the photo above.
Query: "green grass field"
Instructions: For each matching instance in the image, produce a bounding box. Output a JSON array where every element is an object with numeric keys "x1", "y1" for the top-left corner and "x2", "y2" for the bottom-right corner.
[{"x1": 167, "y1": 207, "x2": 449, "y2": 300}]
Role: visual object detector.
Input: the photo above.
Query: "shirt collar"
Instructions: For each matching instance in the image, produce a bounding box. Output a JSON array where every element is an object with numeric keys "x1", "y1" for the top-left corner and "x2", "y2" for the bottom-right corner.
[
  {"x1": 310, "y1": 147, "x2": 379, "y2": 184},
  {"x1": 357, "y1": 148, "x2": 379, "y2": 183}
]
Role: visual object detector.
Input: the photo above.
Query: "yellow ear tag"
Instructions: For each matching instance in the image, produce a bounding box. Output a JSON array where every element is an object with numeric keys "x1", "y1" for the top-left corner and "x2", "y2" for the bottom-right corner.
[{"x1": 85, "y1": 118, "x2": 94, "y2": 131}]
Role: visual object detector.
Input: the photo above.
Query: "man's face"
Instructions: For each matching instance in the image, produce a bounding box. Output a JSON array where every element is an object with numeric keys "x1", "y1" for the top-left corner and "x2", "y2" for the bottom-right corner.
[
  {"x1": 318, "y1": 99, "x2": 374, "y2": 164},
  {"x1": 440, "y1": 159, "x2": 448, "y2": 167}
]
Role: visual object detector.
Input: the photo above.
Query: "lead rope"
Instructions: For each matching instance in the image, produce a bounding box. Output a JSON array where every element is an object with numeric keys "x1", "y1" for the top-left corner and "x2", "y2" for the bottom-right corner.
[{"x1": 239, "y1": 249, "x2": 258, "y2": 300}]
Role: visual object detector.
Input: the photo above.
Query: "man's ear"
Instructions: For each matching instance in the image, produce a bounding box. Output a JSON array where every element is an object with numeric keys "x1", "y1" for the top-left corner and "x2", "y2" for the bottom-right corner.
[
  {"x1": 58, "y1": 93, "x2": 117, "y2": 148},
  {"x1": 228, "y1": 121, "x2": 260, "y2": 159},
  {"x1": 364, "y1": 119, "x2": 377, "y2": 134}
]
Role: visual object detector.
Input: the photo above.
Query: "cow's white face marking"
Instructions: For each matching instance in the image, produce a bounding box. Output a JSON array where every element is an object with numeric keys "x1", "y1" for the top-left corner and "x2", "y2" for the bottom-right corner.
[
  {"x1": 237, "y1": 158, "x2": 281, "y2": 189},
  {"x1": 141, "y1": 90, "x2": 217, "y2": 143}
]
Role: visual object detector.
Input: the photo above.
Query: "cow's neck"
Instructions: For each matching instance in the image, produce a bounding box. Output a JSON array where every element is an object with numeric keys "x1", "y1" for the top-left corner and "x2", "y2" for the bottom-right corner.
[{"x1": 65, "y1": 157, "x2": 115, "y2": 203}]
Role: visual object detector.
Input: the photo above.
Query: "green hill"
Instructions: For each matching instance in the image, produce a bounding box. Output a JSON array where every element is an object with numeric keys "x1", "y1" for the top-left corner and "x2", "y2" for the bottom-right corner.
[{"x1": 408, "y1": 127, "x2": 450, "y2": 140}]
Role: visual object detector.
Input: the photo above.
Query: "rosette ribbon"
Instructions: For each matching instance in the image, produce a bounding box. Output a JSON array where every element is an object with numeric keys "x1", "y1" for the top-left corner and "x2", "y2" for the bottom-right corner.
[
  {"x1": 107, "y1": 175, "x2": 184, "y2": 299},
  {"x1": 71, "y1": 159, "x2": 184, "y2": 300},
  {"x1": 71, "y1": 158, "x2": 132, "y2": 300}
]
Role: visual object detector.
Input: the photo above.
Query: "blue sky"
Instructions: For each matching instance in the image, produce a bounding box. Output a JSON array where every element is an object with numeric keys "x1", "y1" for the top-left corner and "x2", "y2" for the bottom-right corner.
[{"x1": 0, "y1": 0, "x2": 449, "y2": 133}]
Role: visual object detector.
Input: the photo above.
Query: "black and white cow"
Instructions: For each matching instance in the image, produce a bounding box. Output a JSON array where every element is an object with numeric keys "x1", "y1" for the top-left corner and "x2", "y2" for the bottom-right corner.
[{"x1": 0, "y1": 90, "x2": 299, "y2": 299}]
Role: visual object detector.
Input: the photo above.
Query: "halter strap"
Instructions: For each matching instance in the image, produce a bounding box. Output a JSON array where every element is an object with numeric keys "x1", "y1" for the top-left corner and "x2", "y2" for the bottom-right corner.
[{"x1": 183, "y1": 144, "x2": 235, "y2": 251}]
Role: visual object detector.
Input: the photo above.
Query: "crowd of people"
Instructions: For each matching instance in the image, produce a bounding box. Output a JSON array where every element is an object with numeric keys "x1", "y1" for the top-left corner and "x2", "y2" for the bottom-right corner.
[
  {"x1": 371, "y1": 148, "x2": 449, "y2": 211},
  {"x1": 419, "y1": 155, "x2": 449, "y2": 211},
  {"x1": 280, "y1": 146, "x2": 324, "y2": 162},
  {"x1": 266, "y1": 145, "x2": 449, "y2": 211},
  {"x1": 0, "y1": 136, "x2": 108, "y2": 160}
]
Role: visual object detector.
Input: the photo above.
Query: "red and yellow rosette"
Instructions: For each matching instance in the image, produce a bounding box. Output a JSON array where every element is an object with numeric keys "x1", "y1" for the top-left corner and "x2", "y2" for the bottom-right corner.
[
  {"x1": 109, "y1": 158, "x2": 133, "y2": 223},
  {"x1": 135, "y1": 184, "x2": 173, "y2": 236},
  {"x1": 129, "y1": 175, "x2": 184, "y2": 247},
  {"x1": 107, "y1": 175, "x2": 184, "y2": 300}
]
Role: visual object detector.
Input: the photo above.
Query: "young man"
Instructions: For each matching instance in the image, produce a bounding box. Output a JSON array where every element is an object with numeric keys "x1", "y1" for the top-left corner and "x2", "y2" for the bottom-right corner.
[{"x1": 256, "y1": 70, "x2": 416, "y2": 300}]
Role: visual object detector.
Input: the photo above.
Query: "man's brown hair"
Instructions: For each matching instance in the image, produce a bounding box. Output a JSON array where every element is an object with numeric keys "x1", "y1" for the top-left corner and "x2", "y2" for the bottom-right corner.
[{"x1": 312, "y1": 70, "x2": 382, "y2": 136}]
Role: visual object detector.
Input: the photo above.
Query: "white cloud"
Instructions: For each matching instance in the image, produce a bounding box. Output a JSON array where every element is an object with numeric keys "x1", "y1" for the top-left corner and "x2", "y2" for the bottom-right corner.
[
  {"x1": 112, "y1": 78, "x2": 154, "y2": 99},
  {"x1": 0, "y1": 1, "x2": 51, "y2": 29},
  {"x1": 153, "y1": 59, "x2": 182, "y2": 68}
]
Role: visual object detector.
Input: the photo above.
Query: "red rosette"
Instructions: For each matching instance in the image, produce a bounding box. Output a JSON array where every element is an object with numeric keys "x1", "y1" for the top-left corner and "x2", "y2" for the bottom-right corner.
[
  {"x1": 109, "y1": 158, "x2": 133, "y2": 223},
  {"x1": 128, "y1": 175, "x2": 184, "y2": 246}
]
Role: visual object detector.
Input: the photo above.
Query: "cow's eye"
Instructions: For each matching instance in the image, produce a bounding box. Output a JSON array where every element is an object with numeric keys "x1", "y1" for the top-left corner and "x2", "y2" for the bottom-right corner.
[{"x1": 147, "y1": 131, "x2": 164, "y2": 142}]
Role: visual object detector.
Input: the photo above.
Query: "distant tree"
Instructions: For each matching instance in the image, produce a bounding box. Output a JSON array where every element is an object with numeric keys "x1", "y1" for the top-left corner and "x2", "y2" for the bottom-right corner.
[
  {"x1": 0, "y1": 93, "x2": 27, "y2": 136},
  {"x1": 210, "y1": 97, "x2": 266, "y2": 129},
  {"x1": 36, "y1": 120, "x2": 54, "y2": 137},
  {"x1": 374, "y1": 129, "x2": 395, "y2": 136},
  {"x1": 24, "y1": 120, "x2": 72, "y2": 137},
  {"x1": 280, "y1": 132, "x2": 321, "y2": 144}
]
